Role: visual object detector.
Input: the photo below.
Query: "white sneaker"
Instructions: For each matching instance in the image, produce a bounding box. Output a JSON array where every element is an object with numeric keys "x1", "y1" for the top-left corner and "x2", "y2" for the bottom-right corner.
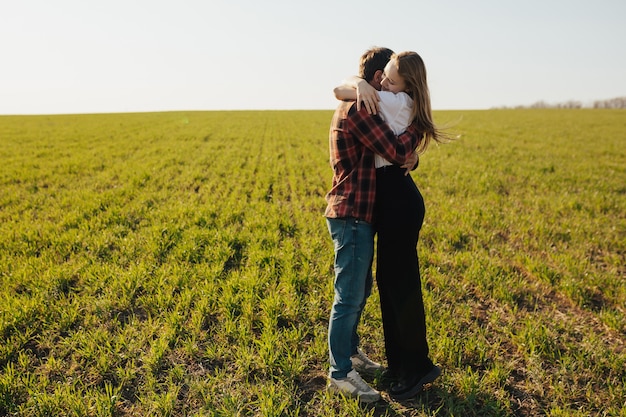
[
  {"x1": 351, "y1": 348, "x2": 384, "y2": 375},
  {"x1": 327, "y1": 369, "x2": 381, "y2": 403}
]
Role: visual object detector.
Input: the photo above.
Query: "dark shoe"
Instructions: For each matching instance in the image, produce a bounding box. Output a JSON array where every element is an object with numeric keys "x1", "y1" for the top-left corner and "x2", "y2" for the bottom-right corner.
[
  {"x1": 389, "y1": 365, "x2": 441, "y2": 400},
  {"x1": 377, "y1": 368, "x2": 399, "y2": 388}
]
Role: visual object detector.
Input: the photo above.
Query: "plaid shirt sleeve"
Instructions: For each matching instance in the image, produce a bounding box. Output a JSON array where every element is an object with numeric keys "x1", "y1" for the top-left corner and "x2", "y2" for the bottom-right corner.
[{"x1": 347, "y1": 107, "x2": 420, "y2": 164}]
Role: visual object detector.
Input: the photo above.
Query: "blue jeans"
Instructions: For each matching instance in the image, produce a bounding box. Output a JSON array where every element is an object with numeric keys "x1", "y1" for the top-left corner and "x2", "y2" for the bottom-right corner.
[{"x1": 326, "y1": 217, "x2": 374, "y2": 378}]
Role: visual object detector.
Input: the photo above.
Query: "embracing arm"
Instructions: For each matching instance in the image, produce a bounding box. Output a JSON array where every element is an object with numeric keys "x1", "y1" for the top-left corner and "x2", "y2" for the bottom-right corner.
[
  {"x1": 401, "y1": 152, "x2": 419, "y2": 175},
  {"x1": 333, "y1": 85, "x2": 357, "y2": 101},
  {"x1": 350, "y1": 108, "x2": 420, "y2": 165},
  {"x1": 333, "y1": 76, "x2": 380, "y2": 115}
]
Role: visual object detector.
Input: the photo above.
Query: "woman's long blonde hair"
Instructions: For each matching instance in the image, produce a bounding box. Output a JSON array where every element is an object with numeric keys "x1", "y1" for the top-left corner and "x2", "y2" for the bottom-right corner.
[{"x1": 394, "y1": 51, "x2": 451, "y2": 153}]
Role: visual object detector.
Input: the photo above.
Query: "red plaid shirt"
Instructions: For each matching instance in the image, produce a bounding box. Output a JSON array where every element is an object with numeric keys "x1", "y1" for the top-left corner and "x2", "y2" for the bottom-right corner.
[{"x1": 325, "y1": 100, "x2": 421, "y2": 224}]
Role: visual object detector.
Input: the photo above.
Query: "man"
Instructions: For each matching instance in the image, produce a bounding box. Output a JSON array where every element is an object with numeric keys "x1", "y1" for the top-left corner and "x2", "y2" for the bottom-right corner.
[{"x1": 324, "y1": 47, "x2": 421, "y2": 403}]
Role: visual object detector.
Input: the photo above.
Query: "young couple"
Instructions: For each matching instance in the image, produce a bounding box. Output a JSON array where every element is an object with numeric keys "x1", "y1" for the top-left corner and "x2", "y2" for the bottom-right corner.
[{"x1": 325, "y1": 47, "x2": 447, "y2": 402}]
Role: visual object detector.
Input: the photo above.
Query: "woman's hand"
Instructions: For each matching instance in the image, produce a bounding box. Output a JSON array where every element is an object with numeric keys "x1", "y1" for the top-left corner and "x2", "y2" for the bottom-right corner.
[{"x1": 356, "y1": 79, "x2": 380, "y2": 115}]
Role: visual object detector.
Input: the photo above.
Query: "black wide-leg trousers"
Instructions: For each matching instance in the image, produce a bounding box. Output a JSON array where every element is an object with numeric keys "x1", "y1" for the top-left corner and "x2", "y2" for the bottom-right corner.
[{"x1": 375, "y1": 165, "x2": 433, "y2": 378}]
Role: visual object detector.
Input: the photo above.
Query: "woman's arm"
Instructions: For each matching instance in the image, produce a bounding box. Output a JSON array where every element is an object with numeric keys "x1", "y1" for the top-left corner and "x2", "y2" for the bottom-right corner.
[
  {"x1": 333, "y1": 76, "x2": 380, "y2": 114},
  {"x1": 333, "y1": 86, "x2": 357, "y2": 101}
]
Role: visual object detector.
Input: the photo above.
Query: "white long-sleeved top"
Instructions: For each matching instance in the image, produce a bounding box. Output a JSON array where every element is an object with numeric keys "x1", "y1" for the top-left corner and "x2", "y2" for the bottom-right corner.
[{"x1": 375, "y1": 91, "x2": 413, "y2": 168}]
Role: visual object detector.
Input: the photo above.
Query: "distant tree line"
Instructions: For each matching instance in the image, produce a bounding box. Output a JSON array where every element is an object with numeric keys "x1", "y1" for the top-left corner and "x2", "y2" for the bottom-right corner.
[
  {"x1": 498, "y1": 96, "x2": 626, "y2": 109},
  {"x1": 528, "y1": 100, "x2": 583, "y2": 109},
  {"x1": 591, "y1": 96, "x2": 626, "y2": 109}
]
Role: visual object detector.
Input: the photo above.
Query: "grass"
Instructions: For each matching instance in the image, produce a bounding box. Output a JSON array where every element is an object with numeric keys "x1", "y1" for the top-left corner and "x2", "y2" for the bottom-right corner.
[{"x1": 0, "y1": 109, "x2": 624, "y2": 416}]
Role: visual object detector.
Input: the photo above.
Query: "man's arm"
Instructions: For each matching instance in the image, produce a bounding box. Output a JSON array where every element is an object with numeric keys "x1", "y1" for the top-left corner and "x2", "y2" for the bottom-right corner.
[
  {"x1": 349, "y1": 107, "x2": 420, "y2": 165},
  {"x1": 401, "y1": 152, "x2": 419, "y2": 176}
]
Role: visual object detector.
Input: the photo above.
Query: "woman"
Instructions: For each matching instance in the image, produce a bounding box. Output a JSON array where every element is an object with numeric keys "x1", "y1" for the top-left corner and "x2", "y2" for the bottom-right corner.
[{"x1": 335, "y1": 51, "x2": 450, "y2": 400}]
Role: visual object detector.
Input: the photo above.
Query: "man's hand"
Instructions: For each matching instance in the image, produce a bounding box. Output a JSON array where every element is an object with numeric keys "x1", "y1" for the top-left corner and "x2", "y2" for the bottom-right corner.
[
  {"x1": 356, "y1": 79, "x2": 380, "y2": 115},
  {"x1": 401, "y1": 152, "x2": 419, "y2": 175}
]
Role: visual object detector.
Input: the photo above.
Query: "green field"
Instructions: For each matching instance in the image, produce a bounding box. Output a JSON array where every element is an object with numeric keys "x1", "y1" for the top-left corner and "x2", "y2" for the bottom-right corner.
[{"x1": 1, "y1": 109, "x2": 624, "y2": 416}]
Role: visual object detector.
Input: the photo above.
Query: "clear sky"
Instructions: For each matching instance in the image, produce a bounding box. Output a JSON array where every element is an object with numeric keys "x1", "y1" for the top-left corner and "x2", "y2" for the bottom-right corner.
[{"x1": 1, "y1": 0, "x2": 625, "y2": 114}]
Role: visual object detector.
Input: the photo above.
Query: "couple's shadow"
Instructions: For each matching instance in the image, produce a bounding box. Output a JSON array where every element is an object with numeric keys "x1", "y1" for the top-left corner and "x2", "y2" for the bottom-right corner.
[
  {"x1": 366, "y1": 382, "x2": 445, "y2": 417},
  {"x1": 366, "y1": 384, "x2": 509, "y2": 417}
]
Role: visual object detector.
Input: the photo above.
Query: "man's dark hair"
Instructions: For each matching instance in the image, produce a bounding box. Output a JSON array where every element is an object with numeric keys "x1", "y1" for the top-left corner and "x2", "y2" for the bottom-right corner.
[{"x1": 359, "y1": 47, "x2": 394, "y2": 82}]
